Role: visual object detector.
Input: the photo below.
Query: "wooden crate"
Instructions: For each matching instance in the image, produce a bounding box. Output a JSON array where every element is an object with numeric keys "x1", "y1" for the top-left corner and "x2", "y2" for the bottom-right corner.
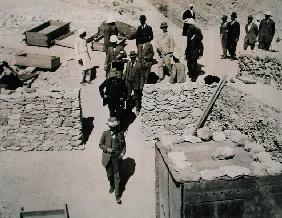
[
  {"x1": 15, "y1": 52, "x2": 60, "y2": 70},
  {"x1": 25, "y1": 20, "x2": 70, "y2": 47},
  {"x1": 155, "y1": 142, "x2": 282, "y2": 218}
]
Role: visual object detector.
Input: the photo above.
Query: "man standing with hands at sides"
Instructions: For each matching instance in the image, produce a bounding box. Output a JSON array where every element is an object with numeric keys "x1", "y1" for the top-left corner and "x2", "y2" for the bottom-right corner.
[
  {"x1": 220, "y1": 15, "x2": 228, "y2": 59},
  {"x1": 136, "y1": 15, "x2": 154, "y2": 59},
  {"x1": 244, "y1": 15, "x2": 259, "y2": 50},
  {"x1": 258, "y1": 11, "x2": 275, "y2": 51},
  {"x1": 185, "y1": 18, "x2": 203, "y2": 82},
  {"x1": 99, "y1": 117, "x2": 126, "y2": 204},
  {"x1": 227, "y1": 12, "x2": 240, "y2": 60},
  {"x1": 74, "y1": 28, "x2": 92, "y2": 84},
  {"x1": 182, "y1": 4, "x2": 195, "y2": 36},
  {"x1": 156, "y1": 22, "x2": 175, "y2": 82}
]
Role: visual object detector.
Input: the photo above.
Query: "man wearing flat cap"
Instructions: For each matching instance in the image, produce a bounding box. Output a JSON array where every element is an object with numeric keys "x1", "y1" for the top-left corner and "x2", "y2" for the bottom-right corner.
[
  {"x1": 123, "y1": 51, "x2": 144, "y2": 114},
  {"x1": 227, "y1": 12, "x2": 240, "y2": 60},
  {"x1": 182, "y1": 4, "x2": 196, "y2": 36},
  {"x1": 156, "y1": 22, "x2": 175, "y2": 81},
  {"x1": 244, "y1": 15, "x2": 259, "y2": 50},
  {"x1": 220, "y1": 15, "x2": 228, "y2": 59},
  {"x1": 99, "y1": 117, "x2": 126, "y2": 204},
  {"x1": 258, "y1": 11, "x2": 275, "y2": 51}
]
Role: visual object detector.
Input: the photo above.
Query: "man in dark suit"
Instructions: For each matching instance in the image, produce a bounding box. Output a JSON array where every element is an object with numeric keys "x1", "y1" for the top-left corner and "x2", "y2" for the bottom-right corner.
[
  {"x1": 182, "y1": 4, "x2": 195, "y2": 36},
  {"x1": 185, "y1": 19, "x2": 203, "y2": 82},
  {"x1": 136, "y1": 15, "x2": 154, "y2": 56},
  {"x1": 258, "y1": 11, "x2": 275, "y2": 51},
  {"x1": 244, "y1": 15, "x2": 259, "y2": 50},
  {"x1": 99, "y1": 117, "x2": 126, "y2": 204},
  {"x1": 104, "y1": 35, "x2": 127, "y2": 78},
  {"x1": 220, "y1": 15, "x2": 228, "y2": 58},
  {"x1": 227, "y1": 12, "x2": 240, "y2": 60},
  {"x1": 99, "y1": 70, "x2": 127, "y2": 118},
  {"x1": 123, "y1": 51, "x2": 145, "y2": 115}
]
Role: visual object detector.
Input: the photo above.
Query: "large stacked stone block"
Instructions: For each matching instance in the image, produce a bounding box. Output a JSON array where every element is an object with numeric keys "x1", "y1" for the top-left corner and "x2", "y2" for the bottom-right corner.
[
  {"x1": 0, "y1": 87, "x2": 83, "y2": 151},
  {"x1": 238, "y1": 51, "x2": 282, "y2": 90}
]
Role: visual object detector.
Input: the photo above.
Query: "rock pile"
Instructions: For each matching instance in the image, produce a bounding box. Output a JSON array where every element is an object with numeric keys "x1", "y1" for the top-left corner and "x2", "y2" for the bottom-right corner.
[
  {"x1": 206, "y1": 85, "x2": 282, "y2": 156},
  {"x1": 140, "y1": 82, "x2": 217, "y2": 141},
  {"x1": 0, "y1": 87, "x2": 83, "y2": 151},
  {"x1": 238, "y1": 51, "x2": 282, "y2": 90}
]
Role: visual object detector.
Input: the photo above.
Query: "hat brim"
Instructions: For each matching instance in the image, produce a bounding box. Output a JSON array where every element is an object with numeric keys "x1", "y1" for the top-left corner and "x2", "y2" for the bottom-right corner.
[{"x1": 107, "y1": 121, "x2": 119, "y2": 127}]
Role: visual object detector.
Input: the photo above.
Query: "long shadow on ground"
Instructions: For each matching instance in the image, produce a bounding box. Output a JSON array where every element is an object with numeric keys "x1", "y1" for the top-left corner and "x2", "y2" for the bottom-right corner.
[
  {"x1": 82, "y1": 117, "x2": 94, "y2": 144},
  {"x1": 120, "y1": 157, "x2": 136, "y2": 197}
]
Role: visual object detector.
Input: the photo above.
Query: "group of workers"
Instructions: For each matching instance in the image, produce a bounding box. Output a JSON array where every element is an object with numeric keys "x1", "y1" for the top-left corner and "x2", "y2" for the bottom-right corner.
[
  {"x1": 220, "y1": 11, "x2": 276, "y2": 59},
  {"x1": 73, "y1": 5, "x2": 278, "y2": 205}
]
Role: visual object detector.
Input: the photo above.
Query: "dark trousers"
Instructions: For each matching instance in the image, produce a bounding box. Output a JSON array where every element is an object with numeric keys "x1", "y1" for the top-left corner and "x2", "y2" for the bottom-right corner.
[
  {"x1": 134, "y1": 89, "x2": 143, "y2": 112},
  {"x1": 106, "y1": 157, "x2": 121, "y2": 197},
  {"x1": 244, "y1": 39, "x2": 255, "y2": 50},
  {"x1": 187, "y1": 58, "x2": 198, "y2": 82},
  {"x1": 227, "y1": 40, "x2": 238, "y2": 58},
  {"x1": 108, "y1": 100, "x2": 122, "y2": 117},
  {"x1": 258, "y1": 35, "x2": 272, "y2": 51}
]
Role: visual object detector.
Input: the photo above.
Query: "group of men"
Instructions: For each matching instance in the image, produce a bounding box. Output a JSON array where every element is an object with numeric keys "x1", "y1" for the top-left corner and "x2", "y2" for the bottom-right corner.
[{"x1": 220, "y1": 11, "x2": 276, "y2": 59}]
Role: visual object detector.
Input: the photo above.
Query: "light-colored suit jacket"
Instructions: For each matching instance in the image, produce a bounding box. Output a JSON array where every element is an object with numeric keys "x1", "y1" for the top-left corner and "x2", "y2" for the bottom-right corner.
[{"x1": 244, "y1": 22, "x2": 259, "y2": 44}]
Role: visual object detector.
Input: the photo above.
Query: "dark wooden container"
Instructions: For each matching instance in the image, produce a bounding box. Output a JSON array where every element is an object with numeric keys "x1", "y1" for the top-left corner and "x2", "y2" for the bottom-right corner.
[
  {"x1": 25, "y1": 20, "x2": 70, "y2": 47},
  {"x1": 155, "y1": 142, "x2": 282, "y2": 218}
]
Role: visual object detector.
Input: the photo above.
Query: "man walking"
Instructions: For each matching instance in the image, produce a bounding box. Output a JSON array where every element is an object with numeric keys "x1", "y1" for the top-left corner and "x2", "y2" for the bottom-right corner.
[
  {"x1": 99, "y1": 69, "x2": 127, "y2": 118},
  {"x1": 227, "y1": 12, "x2": 240, "y2": 60},
  {"x1": 244, "y1": 15, "x2": 259, "y2": 50},
  {"x1": 74, "y1": 28, "x2": 92, "y2": 84},
  {"x1": 185, "y1": 19, "x2": 203, "y2": 82},
  {"x1": 123, "y1": 51, "x2": 145, "y2": 115},
  {"x1": 220, "y1": 15, "x2": 228, "y2": 59},
  {"x1": 258, "y1": 11, "x2": 275, "y2": 51},
  {"x1": 156, "y1": 22, "x2": 175, "y2": 81},
  {"x1": 99, "y1": 117, "x2": 126, "y2": 204},
  {"x1": 104, "y1": 35, "x2": 127, "y2": 78},
  {"x1": 182, "y1": 4, "x2": 195, "y2": 36},
  {"x1": 136, "y1": 15, "x2": 154, "y2": 59}
]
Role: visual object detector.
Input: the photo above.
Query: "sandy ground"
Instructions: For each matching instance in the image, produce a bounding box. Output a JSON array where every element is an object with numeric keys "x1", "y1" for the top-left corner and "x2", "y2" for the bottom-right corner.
[{"x1": 0, "y1": 0, "x2": 280, "y2": 217}]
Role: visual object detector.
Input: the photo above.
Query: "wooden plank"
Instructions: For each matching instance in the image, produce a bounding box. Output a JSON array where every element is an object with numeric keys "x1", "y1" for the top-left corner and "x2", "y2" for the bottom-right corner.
[
  {"x1": 156, "y1": 147, "x2": 161, "y2": 218},
  {"x1": 192, "y1": 75, "x2": 227, "y2": 135},
  {"x1": 15, "y1": 52, "x2": 60, "y2": 70},
  {"x1": 169, "y1": 173, "x2": 182, "y2": 218}
]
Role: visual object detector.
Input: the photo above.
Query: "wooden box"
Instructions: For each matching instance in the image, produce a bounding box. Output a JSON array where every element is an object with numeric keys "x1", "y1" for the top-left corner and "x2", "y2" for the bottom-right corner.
[
  {"x1": 25, "y1": 20, "x2": 70, "y2": 47},
  {"x1": 20, "y1": 205, "x2": 69, "y2": 218},
  {"x1": 15, "y1": 52, "x2": 60, "y2": 70},
  {"x1": 155, "y1": 141, "x2": 282, "y2": 218}
]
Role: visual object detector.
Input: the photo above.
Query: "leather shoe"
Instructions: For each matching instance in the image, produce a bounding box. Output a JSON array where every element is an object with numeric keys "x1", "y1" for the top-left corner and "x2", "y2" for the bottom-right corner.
[
  {"x1": 116, "y1": 196, "x2": 122, "y2": 204},
  {"x1": 109, "y1": 187, "x2": 115, "y2": 194}
]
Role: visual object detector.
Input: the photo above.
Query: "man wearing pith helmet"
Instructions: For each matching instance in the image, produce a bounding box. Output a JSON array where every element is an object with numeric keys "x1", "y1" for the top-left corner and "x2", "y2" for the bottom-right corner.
[
  {"x1": 156, "y1": 22, "x2": 175, "y2": 81},
  {"x1": 99, "y1": 117, "x2": 126, "y2": 204}
]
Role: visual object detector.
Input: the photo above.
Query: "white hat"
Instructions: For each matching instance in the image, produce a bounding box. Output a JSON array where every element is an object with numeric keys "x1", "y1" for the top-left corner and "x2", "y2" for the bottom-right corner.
[
  {"x1": 189, "y1": 4, "x2": 194, "y2": 8},
  {"x1": 106, "y1": 16, "x2": 116, "y2": 24},
  {"x1": 110, "y1": 35, "x2": 118, "y2": 43},
  {"x1": 78, "y1": 28, "x2": 86, "y2": 36},
  {"x1": 264, "y1": 11, "x2": 271, "y2": 16},
  {"x1": 107, "y1": 117, "x2": 119, "y2": 127},
  {"x1": 184, "y1": 18, "x2": 195, "y2": 25}
]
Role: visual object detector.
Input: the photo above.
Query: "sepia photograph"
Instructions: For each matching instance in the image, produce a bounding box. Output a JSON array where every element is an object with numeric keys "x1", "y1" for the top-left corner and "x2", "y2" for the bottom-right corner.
[{"x1": 0, "y1": 0, "x2": 281, "y2": 217}]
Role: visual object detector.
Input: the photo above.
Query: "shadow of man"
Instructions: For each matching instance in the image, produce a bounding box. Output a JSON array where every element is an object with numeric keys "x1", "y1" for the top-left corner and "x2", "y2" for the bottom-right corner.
[
  {"x1": 82, "y1": 117, "x2": 94, "y2": 144},
  {"x1": 119, "y1": 110, "x2": 136, "y2": 132},
  {"x1": 119, "y1": 157, "x2": 136, "y2": 197}
]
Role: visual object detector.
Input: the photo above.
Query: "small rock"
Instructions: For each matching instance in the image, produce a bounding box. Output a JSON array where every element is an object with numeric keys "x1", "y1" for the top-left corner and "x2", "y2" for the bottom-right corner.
[
  {"x1": 265, "y1": 161, "x2": 282, "y2": 175},
  {"x1": 200, "y1": 169, "x2": 226, "y2": 181},
  {"x1": 212, "y1": 131, "x2": 226, "y2": 142},
  {"x1": 250, "y1": 162, "x2": 267, "y2": 176},
  {"x1": 212, "y1": 146, "x2": 234, "y2": 160},
  {"x1": 224, "y1": 130, "x2": 246, "y2": 143},
  {"x1": 183, "y1": 135, "x2": 202, "y2": 143},
  {"x1": 197, "y1": 127, "x2": 212, "y2": 141},
  {"x1": 219, "y1": 165, "x2": 251, "y2": 179},
  {"x1": 244, "y1": 142, "x2": 265, "y2": 154},
  {"x1": 253, "y1": 152, "x2": 273, "y2": 163}
]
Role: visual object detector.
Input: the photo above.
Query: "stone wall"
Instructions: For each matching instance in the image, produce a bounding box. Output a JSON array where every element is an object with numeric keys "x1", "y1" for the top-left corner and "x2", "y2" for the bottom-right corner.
[
  {"x1": 206, "y1": 85, "x2": 282, "y2": 153},
  {"x1": 141, "y1": 82, "x2": 282, "y2": 155},
  {"x1": 0, "y1": 87, "x2": 83, "y2": 151},
  {"x1": 140, "y1": 82, "x2": 217, "y2": 141},
  {"x1": 238, "y1": 51, "x2": 282, "y2": 90}
]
